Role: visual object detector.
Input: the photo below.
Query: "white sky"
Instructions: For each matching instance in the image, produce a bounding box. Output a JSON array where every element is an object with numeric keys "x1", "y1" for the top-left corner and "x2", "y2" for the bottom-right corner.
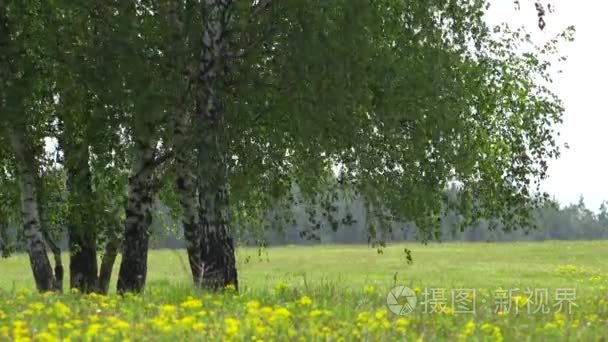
[{"x1": 486, "y1": 0, "x2": 608, "y2": 211}]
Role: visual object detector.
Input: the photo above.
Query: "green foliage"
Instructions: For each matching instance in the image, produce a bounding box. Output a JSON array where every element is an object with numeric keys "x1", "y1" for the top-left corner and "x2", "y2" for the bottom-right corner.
[
  {"x1": 0, "y1": 156, "x2": 19, "y2": 257},
  {"x1": 0, "y1": 0, "x2": 573, "y2": 267},
  {"x1": 224, "y1": 0, "x2": 573, "y2": 244}
]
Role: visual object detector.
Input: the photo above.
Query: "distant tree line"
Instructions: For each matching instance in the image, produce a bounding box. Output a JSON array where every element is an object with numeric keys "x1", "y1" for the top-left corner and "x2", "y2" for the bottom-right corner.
[
  {"x1": 246, "y1": 193, "x2": 608, "y2": 246},
  {"x1": 155, "y1": 187, "x2": 608, "y2": 247},
  {"x1": 4, "y1": 188, "x2": 605, "y2": 252}
]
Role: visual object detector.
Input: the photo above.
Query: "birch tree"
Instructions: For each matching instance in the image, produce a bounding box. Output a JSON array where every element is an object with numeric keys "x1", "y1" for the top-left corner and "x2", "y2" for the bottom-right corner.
[
  {"x1": 170, "y1": 0, "x2": 572, "y2": 290},
  {"x1": 0, "y1": 0, "x2": 63, "y2": 292},
  {"x1": 0, "y1": 0, "x2": 572, "y2": 294}
]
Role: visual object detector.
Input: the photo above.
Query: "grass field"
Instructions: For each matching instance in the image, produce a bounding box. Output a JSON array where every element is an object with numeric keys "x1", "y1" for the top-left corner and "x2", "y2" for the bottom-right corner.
[{"x1": 1, "y1": 241, "x2": 608, "y2": 341}]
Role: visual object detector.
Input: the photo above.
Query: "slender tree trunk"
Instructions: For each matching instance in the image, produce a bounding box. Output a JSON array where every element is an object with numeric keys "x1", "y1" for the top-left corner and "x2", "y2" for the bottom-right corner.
[
  {"x1": 7, "y1": 128, "x2": 56, "y2": 292},
  {"x1": 97, "y1": 237, "x2": 120, "y2": 294},
  {"x1": 195, "y1": 0, "x2": 238, "y2": 290},
  {"x1": 2, "y1": 4, "x2": 56, "y2": 292},
  {"x1": 41, "y1": 229, "x2": 64, "y2": 292},
  {"x1": 175, "y1": 113, "x2": 204, "y2": 286},
  {"x1": 37, "y1": 175, "x2": 64, "y2": 292},
  {"x1": 61, "y1": 132, "x2": 99, "y2": 293},
  {"x1": 116, "y1": 137, "x2": 156, "y2": 294},
  {"x1": 169, "y1": 0, "x2": 205, "y2": 289},
  {"x1": 199, "y1": 174, "x2": 238, "y2": 290}
]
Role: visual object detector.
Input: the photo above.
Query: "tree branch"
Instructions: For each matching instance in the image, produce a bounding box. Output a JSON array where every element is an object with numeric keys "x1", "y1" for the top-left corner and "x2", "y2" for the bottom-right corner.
[{"x1": 132, "y1": 150, "x2": 175, "y2": 181}]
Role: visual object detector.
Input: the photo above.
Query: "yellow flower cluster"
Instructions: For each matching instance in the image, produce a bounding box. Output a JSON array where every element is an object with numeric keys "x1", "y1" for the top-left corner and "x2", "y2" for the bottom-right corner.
[{"x1": 0, "y1": 282, "x2": 605, "y2": 341}]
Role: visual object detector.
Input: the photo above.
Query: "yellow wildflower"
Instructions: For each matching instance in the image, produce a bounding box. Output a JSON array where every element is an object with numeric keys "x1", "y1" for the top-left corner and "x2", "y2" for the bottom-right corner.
[
  {"x1": 298, "y1": 296, "x2": 312, "y2": 306},
  {"x1": 47, "y1": 322, "x2": 59, "y2": 333},
  {"x1": 395, "y1": 317, "x2": 409, "y2": 333},
  {"x1": 544, "y1": 322, "x2": 558, "y2": 330},
  {"x1": 274, "y1": 282, "x2": 288, "y2": 292},
  {"x1": 270, "y1": 307, "x2": 290, "y2": 322},
  {"x1": 177, "y1": 315, "x2": 196, "y2": 327},
  {"x1": 260, "y1": 306, "x2": 273, "y2": 316},
  {"x1": 458, "y1": 320, "x2": 476, "y2": 341},
  {"x1": 224, "y1": 318, "x2": 240, "y2": 336},
  {"x1": 374, "y1": 309, "x2": 387, "y2": 320},
  {"x1": 28, "y1": 302, "x2": 45, "y2": 313},
  {"x1": 107, "y1": 316, "x2": 130, "y2": 331},
  {"x1": 159, "y1": 304, "x2": 176, "y2": 316},
  {"x1": 34, "y1": 332, "x2": 60, "y2": 342},
  {"x1": 512, "y1": 295, "x2": 529, "y2": 309},
  {"x1": 193, "y1": 322, "x2": 205, "y2": 332},
  {"x1": 85, "y1": 323, "x2": 102, "y2": 339},
  {"x1": 181, "y1": 297, "x2": 203, "y2": 309},
  {"x1": 13, "y1": 320, "x2": 29, "y2": 341},
  {"x1": 246, "y1": 300, "x2": 261, "y2": 313},
  {"x1": 310, "y1": 309, "x2": 323, "y2": 319}
]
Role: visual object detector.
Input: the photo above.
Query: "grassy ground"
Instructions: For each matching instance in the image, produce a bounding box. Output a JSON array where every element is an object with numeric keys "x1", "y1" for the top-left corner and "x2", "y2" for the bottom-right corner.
[{"x1": 1, "y1": 241, "x2": 608, "y2": 340}]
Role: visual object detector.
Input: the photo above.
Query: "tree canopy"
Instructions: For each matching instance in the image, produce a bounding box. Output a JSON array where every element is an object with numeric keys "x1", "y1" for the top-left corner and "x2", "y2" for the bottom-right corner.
[{"x1": 0, "y1": 0, "x2": 573, "y2": 293}]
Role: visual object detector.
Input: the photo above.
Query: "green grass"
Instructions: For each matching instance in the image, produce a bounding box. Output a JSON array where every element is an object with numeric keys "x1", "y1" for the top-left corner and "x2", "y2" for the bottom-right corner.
[{"x1": 1, "y1": 241, "x2": 608, "y2": 341}]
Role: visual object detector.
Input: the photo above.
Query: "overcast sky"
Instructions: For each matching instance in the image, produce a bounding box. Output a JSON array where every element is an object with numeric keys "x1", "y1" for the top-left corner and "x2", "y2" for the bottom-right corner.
[{"x1": 486, "y1": 0, "x2": 607, "y2": 211}]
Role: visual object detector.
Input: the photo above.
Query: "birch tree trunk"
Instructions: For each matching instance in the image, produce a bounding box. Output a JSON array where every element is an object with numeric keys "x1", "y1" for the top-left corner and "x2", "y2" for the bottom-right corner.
[
  {"x1": 196, "y1": 0, "x2": 238, "y2": 290},
  {"x1": 116, "y1": 137, "x2": 156, "y2": 293},
  {"x1": 37, "y1": 173, "x2": 64, "y2": 292},
  {"x1": 97, "y1": 238, "x2": 120, "y2": 294},
  {"x1": 175, "y1": 113, "x2": 205, "y2": 286},
  {"x1": 7, "y1": 128, "x2": 56, "y2": 292},
  {"x1": 2, "y1": 2, "x2": 57, "y2": 292},
  {"x1": 168, "y1": 0, "x2": 205, "y2": 288},
  {"x1": 198, "y1": 164, "x2": 238, "y2": 290},
  {"x1": 41, "y1": 230, "x2": 64, "y2": 292}
]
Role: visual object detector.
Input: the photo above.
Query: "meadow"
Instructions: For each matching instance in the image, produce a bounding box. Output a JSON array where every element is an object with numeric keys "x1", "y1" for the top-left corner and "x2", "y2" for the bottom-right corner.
[{"x1": 1, "y1": 241, "x2": 608, "y2": 341}]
